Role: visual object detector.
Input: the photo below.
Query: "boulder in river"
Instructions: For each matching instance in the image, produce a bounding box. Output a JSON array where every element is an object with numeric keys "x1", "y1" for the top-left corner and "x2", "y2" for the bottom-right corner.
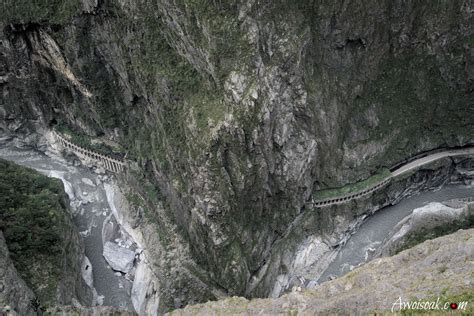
[
  {"x1": 103, "y1": 241, "x2": 135, "y2": 273},
  {"x1": 81, "y1": 177, "x2": 96, "y2": 187}
]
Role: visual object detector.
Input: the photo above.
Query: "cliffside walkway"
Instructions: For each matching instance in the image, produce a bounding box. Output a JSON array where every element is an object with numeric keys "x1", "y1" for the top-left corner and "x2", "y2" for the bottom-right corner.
[
  {"x1": 310, "y1": 147, "x2": 474, "y2": 208},
  {"x1": 52, "y1": 130, "x2": 126, "y2": 173}
]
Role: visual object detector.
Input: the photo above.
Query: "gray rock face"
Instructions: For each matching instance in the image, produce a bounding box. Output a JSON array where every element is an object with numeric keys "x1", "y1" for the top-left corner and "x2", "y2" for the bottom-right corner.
[
  {"x1": 377, "y1": 201, "x2": 474, "y2": 257},
  {"x1": 131, "y1": 262, "x2": 160, "y2": 316},
  {"x1": 103, "y1": 242, "x2": 135, "y2": 274},
  {"x1": 0, "y1": 232, "x2": 36, "y2": 316},
  {"x1": 46, "y1": 305, "x2": 137, "y2": 315},
  {"x1": 82, "y1": 256, "x2": 94, "y2": 288}
]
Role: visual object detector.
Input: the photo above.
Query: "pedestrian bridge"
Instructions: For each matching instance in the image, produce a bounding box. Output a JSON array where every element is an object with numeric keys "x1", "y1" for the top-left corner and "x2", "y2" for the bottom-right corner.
[
  {"x1": 52, "y1": 130, "x2": 126, "y2": 173},
  {"x1": 310, "y1": 147, "x2": 474, "y2": 208}
]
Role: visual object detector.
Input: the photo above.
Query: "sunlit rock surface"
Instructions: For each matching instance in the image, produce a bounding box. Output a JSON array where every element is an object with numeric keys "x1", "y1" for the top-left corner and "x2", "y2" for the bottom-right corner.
[
  {"x1": 103, "y1": 241, "x2": 135, "y2": 274},
  {"x1": 378, "y1": 201, "x2": 474, "y2": 256}
]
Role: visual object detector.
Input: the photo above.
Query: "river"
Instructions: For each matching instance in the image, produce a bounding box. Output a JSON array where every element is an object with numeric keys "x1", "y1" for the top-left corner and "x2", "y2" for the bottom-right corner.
[
  {"x1": 315, "y1": 183, "x2": 474, "y2": 284},
  {"x1": 0, "y1": 142, "x2": 134, "y2": 311},
  {"x1": 2, "y1": 139, "x2": 473, "y2": 309}
]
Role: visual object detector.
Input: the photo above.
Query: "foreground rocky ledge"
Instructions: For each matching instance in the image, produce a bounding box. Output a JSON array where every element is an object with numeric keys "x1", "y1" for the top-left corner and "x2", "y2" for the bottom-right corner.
[{"x1": 168, "y1": 228, "x2": 474, "y2": 315}]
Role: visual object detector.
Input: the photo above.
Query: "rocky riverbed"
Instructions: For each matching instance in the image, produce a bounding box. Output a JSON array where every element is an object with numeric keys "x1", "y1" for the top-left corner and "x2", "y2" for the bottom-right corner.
[
  {"x1": 376, "y1": 199, "x2": 474, "y2": 257},
  {"x1": 314, "y1": 184, "x2": 474, "y2": 285},
  {"x1": 2, "y1": 131, "x2": 473, "y2": 316},
  {"x1": 0, "y1": 140, "x2": 136, "y2": 311},
  {"x1": 251, "y1": 154, "x2": 474, "y2": 298}
]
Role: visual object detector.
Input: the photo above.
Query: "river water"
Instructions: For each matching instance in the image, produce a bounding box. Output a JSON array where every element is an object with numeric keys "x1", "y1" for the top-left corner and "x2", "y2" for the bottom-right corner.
[
  {"x1": 316, "y1": 183, "x2": 474, "y2": 283},
  {"x1": 2, "y1": 139, "x2": 473, "y2": 308},
  {"x1": 0, "y1": 143, "x2": 134, "y2": 311}
]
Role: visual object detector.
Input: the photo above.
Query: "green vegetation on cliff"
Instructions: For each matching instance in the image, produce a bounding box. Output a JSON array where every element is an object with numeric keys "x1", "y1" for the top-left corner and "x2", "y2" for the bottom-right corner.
[
  {"x1": 313, "y1": 168, "x2": 391, "y2": 200},
  {"x1": 350, "y1": 47, "x2": 474, "y2": 169},
  {"x1": 0, "y1": 159, "x2": 70, "y2": 306},
  {"x1": 1, "y1": 0, "x2": 79, "y2": 25}
]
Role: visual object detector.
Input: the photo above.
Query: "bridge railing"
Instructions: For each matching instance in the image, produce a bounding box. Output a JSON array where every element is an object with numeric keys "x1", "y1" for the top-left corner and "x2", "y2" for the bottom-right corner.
[{"x1": 52, "y1": 130, "x2": 126, "y2": 173}]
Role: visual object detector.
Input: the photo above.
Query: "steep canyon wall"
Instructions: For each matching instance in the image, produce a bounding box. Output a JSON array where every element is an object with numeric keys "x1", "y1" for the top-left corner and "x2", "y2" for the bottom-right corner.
[{"x1": 1, "y1": 0, "x2": 472, "y2": 312}]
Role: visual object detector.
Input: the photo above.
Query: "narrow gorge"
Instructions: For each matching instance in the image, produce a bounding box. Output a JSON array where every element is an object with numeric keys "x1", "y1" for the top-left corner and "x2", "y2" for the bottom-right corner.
[{"x1": 0, "y1": 1, "x2": 473, "y2": 315}]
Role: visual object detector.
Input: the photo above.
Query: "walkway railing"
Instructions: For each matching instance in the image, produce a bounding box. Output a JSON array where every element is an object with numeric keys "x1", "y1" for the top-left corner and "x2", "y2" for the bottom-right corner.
[
  {"x1": 310, "y1": 178, "x2": 391, "y2": 207},
  {"x1": 52, "y1": 130, "x2": 126, "y2": 173}
]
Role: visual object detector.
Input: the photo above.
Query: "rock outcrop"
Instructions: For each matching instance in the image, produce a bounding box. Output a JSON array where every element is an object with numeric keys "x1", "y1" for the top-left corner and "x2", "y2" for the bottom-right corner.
[
  {"x1": 131, "y1": 261, "x2": 160, "y2": 316},
  {"x1": 103, "y1": 241, "x2": 135, "y2": 274},
  {"x1": 0, "y1": 232, "x2": 36, "y2": 316},
  {"x1": 377, "y1": 200, "x2": 474, "y2": 256}
]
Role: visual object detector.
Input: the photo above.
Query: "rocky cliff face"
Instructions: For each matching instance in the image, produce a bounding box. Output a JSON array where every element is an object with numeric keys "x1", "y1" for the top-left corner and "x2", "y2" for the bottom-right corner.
[
  {"x1": 1, "y1": 0, "x2": 472, "y2": 312},
  {"x1": 0, "y1": 232, "x2": 36, "y2": 316}
]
